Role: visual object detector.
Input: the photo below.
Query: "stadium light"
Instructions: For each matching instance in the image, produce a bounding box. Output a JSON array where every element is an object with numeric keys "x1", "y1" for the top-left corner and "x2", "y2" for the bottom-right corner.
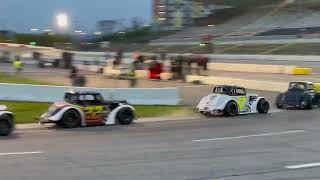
[
  {"x1": 208, "y1": 24, "x2": 215, "y2": 27},
  {"x1": 30, "y1": 28, "x2": 39, "y2": 32},
  {"x1": 56, "y1": 13, "x2": 69, "y2": 29}
]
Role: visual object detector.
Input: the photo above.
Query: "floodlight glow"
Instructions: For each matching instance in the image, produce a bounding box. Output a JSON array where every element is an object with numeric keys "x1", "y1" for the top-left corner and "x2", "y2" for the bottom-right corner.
[{"x1": 56, "y1": 13, "x2": 69, "y2": 29}]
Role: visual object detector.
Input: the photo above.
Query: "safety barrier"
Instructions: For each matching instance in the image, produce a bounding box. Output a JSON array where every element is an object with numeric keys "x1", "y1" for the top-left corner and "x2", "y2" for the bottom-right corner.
[
  {"x1": 186, "y1": 75, "x2": 288, "y2": 92},
  {"x1": 0, "y1": 83, "x2": 180, "y2": 105},
  {"x1": 207, "y1": 63, "x2": 312, "y2": 75},
  {"x1": 291, "y1": 68, "x2": 312, "y2": 75}
]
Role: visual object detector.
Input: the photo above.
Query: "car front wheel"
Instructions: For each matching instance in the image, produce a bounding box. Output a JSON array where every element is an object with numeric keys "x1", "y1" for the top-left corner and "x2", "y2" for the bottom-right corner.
[
  {"x1": 257, "y1": 99, "x2": 270, "y2": 114},
  {"x1": 275, "y1": 94, "x2": 284, "y2": 109},
  {"x1": 116, "y1": 107, "x2": 134, "y2": 125},
  {"x1": 61, "y1": 109, "x2": 81, "y2": 128}
]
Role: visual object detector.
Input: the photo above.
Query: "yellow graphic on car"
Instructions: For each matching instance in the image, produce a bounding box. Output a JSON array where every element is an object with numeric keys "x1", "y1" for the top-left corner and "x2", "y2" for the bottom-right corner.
[{"x1": 236, "y1": 97, "x2": 247, "y2": 110}]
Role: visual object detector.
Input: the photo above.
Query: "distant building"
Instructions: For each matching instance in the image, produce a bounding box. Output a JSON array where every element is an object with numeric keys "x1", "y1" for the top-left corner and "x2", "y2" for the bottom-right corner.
[
  {"x1": 153, "y1": 0, "x2": 230, "y2": 30},
  {"x1": 97, "y1": 20, "x2": 117, "y2": 35}
]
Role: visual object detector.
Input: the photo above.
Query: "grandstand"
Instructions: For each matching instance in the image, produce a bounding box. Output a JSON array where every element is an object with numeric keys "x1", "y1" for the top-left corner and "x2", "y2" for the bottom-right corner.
[{"x1": 150, "y1": 0, "x2": 320, "y2": 45}]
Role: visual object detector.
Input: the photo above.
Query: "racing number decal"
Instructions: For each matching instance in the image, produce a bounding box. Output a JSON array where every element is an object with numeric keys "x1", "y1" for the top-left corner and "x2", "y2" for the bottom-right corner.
[
  {"x1": 84, "y1": 106, "x2": 104, "y2": 120},
  {"x1": 236, "y1": 97, "x2": 246, "y2": 110}
]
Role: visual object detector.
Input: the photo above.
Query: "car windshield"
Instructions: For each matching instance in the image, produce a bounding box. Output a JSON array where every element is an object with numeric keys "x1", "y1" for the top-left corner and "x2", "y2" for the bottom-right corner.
[{"x1": 289, "y1": 83, "x2": 306, "y2": 90}]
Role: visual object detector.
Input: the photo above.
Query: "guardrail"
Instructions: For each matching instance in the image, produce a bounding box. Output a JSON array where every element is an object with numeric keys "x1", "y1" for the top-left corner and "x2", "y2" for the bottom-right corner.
[{"x1": 0, "y1": 83, "x2": 180, "y2": 105}]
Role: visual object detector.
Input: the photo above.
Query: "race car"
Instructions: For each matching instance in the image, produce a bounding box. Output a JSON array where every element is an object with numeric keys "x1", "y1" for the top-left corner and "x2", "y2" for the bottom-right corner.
[
  {"x1": 0, "y1": 105, "x2": 14, "y2": 136},
  {"x1": 276, "y1": 81, "x2": 320, "y2": 109},
  {"x1": 39, "y1": 91, "x2": 135, "y2": 128},
  {"x1": 195, "y1": 85, "x2": 270, "y2": 117}
]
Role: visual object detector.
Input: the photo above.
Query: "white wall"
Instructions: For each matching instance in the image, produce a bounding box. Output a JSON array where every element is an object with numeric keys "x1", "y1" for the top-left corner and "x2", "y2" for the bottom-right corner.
[{"x1": 0, "y1": 83, "x2": 180, "y2": 105}]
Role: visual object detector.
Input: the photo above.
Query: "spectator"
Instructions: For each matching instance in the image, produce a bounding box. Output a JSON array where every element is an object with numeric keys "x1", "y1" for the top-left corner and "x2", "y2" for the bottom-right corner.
[
  {"x1": 148, "y1": 56, "x2": 163, "y2": 79},
  {"x1": 114, "y1": 50, "x2": 123, "y2": 66},
  {"x1": 13, "y1": 55, "x2": 23, "y2": 74},
  {"x1": 69, "y1": 66, "x2": 78, "y2": 79}
]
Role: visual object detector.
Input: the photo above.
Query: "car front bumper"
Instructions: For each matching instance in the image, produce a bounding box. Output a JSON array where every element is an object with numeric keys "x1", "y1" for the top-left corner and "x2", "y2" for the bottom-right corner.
[
  {"x1": 195, "y1": 108, "x2": 223, "y2": 115},
  {"x1": 38, "y1": 114, "x2": 57, "y2": 124}
]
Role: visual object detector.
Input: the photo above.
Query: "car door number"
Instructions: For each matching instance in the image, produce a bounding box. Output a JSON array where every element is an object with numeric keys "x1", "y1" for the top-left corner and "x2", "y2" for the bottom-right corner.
[{"x1": 83, "y1": 106, "x2": 105, "y2": 120}]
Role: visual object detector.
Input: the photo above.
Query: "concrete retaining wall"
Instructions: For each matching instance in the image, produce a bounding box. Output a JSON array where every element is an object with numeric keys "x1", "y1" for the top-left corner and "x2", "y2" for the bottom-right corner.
[
  {"x1": 186, "y1": 75, "x2": 288, "y2": 92},
  {"x1": 207, "y1": 63, "x2": 312, "y2": 75},
  {"x1": 0, "y1": 83, "x2": 180, "y2": 105}
]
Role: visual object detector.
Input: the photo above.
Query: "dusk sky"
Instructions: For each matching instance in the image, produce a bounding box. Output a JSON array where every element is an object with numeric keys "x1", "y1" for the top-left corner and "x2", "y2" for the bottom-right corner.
[{"x1": 0, "y1": 0, "x2": 152, "y2": 33}]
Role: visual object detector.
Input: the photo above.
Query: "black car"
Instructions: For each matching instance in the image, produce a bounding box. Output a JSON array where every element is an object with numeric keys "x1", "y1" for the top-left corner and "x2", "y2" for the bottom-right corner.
[{"x1": 276, "y1": 81, "x2": 320, "y2": 109}]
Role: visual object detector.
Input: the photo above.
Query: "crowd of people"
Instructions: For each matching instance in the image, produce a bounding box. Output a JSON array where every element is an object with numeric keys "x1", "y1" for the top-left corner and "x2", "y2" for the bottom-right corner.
[{"x1": 112, "y1": 51, "x2": 209, "y2": 82}]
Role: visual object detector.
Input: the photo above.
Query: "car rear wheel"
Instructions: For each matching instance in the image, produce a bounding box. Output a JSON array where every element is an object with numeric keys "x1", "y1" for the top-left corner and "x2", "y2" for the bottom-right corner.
[
  {"x1": 224, "y1": 101, "x2": 238, "y2": 117},
  {"x1": 61, "y1": 109, "x2": 81, "y2": 128},
  {"x1": 116, "y1": 107, "x2": 134, "y2": 125},
  {"x1": 257, "y1": 99, "x2": 270, "y2": 114},
  {"x1": 300, "y1": 95, "x2": 312, "y2": 109},
  {"x1": 0, "y1": 115, "x2": 13, "y2": 136}
]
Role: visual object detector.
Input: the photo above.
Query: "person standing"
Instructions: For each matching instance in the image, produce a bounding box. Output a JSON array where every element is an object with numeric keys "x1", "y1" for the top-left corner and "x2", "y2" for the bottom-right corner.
[{"x1": 13, "y1": 55, "x2": 23, "y2": 74}]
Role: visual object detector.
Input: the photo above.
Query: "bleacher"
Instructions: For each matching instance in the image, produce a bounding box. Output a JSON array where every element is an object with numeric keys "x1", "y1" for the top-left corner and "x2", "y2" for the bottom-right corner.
[{"x1": 150, "y1": 0, "x2": 320, "y2": 45}]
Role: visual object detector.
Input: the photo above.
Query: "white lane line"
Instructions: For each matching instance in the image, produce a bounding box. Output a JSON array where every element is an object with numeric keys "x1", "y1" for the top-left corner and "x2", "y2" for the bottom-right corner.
[
  {"x1": 15, "y1": 130, "x2": 55, "y2": 134},
  {"x1": 285, "y1": 163, "x2": 320, "y2": 169},
  {"x1": 0, "y1": 151, "x2": 44, "y2": 156},
  {"x1": 193, "y1": 130, "x2": 305, "y2": 142}
]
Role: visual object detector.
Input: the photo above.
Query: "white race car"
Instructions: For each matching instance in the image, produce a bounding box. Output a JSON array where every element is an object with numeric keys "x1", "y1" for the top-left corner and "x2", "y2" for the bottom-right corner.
[
  {"x1": 39, "y1": 91, "x2": 135, "y2": 128},
  {"x1": 0, "y1": 105, "x2": 14, "y2": 136},
  {"x1": 195, "y1": 86, "x2": 270, "y2": 117}
]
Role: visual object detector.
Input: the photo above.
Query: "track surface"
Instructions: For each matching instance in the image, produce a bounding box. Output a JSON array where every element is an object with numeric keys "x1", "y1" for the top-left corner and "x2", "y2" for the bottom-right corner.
[{"x1": 1, "y1": 109, "x2": 320, "y2": 180}]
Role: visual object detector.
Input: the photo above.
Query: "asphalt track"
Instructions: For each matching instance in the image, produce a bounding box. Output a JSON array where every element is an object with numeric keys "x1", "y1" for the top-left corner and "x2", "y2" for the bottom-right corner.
[
  {"x1": 1, "y1": 108, "x2": 320, "y2": 180},
  {"x1": 1, "y1": 62, "x2": 320, "y2": 179}
]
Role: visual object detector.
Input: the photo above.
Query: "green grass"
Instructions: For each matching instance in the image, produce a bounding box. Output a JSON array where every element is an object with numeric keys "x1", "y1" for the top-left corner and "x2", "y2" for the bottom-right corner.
[
  {"x1": 0, "y1": 101, "x2": 193, "y2": 124},
  {"x1": 270, "y1": 43, "x2": 320, "y2": 55},
  {"x1": 0, "y1": 73, "x2": 61, "y2": 85},
  {"x1": 219, "y1": 44, "x2": 281, "y2": 54},
  {"x1": 1, "y1": 101, "x2": 51, "y2": 124},
  {"x1": 134, "y1": 106, "x2": 193, "y2": 119}
]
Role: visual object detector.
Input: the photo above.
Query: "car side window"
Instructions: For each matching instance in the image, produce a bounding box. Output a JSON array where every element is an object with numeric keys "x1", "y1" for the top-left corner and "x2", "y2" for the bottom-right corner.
[{"x1": 236, "y1": 88, "x2": 246, "y2": 96}]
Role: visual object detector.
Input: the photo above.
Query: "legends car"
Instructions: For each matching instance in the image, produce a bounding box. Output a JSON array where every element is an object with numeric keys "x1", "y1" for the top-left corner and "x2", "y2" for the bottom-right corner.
[
  {"x1": 0, "y1": 105, "x2": 14, "y2": 136},
  {"x1": 276, "y1": 81, "x2": 320, "y2": 109},
  {"x1": 39, "y1": 91, "x2": 135, "y2": 128},
  {"x1": 195, "y1": 85, "x2": 270, "y2": 117}
]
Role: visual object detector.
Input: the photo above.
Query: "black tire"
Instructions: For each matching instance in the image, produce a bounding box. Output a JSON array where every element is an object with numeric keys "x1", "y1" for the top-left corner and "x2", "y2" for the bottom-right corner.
[
  {"x1": 300, "y1": 95, "x2": 312, "y2": 109},
  {"x1": 257, "y1": 99, "x2": 270, "y2": 114},
  {"x1": 275, "y1": 94, "x2": 283, "y2": 109},
  {"x1": 61, "y1": 109, "x2": 81, "y2": 128},
  {"x1": 224, "y1": 101, "x2": 238, "y2": 117},
  {"x1": 116, "y1": 107, "x2": 134, "y2": 125},
  {"x1": 0, "y1": 115, "x2": 13, "y2": 136}
]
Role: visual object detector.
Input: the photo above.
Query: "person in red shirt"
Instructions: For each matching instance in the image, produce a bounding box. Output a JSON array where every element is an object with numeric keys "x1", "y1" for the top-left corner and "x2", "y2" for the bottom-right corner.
[{"x1": 149, "y1": 56, "x2": 163, "y2": 79}]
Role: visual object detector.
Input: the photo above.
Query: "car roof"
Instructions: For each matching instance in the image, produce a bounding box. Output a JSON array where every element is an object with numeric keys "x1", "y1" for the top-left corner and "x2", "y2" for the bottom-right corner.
[
  {"x1": 215, "y1": 85, "x2": 245, "y2": 89},
  {"x1": 290, "y1": 81, "x2": 313, "y2": 84},
  {"x1": 65, "y1": 91, "x2": 101, "y2": 95}
]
